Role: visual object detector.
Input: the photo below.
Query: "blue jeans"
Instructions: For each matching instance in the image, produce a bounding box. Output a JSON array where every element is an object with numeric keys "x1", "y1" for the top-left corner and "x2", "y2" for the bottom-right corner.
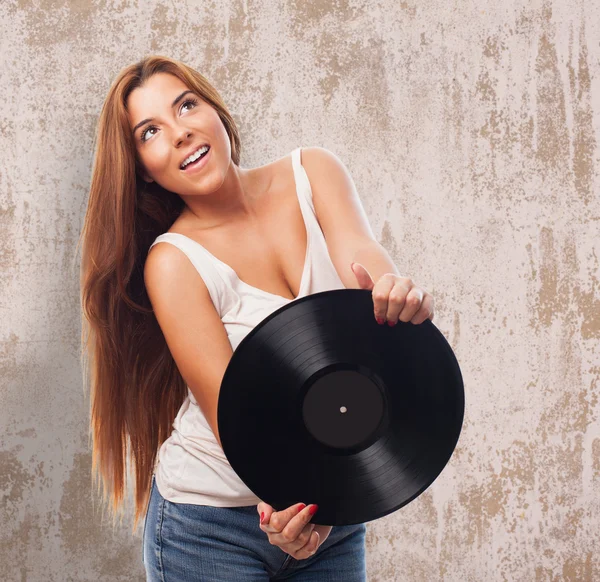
[{"x1": 143, "y1": 476, "x2": 367, "y2": 581}]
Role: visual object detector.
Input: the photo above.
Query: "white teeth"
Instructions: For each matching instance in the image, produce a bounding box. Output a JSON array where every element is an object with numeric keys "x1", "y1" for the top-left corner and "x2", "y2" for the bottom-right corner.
[{"x1": 181, "y1": 145, "x2": 209, "y2": 169}]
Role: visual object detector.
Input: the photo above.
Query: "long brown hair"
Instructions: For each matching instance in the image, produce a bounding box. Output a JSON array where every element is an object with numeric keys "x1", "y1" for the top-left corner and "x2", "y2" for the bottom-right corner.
[{"x1": 77, "y1": 55, "x2": 241, "y2": 533}]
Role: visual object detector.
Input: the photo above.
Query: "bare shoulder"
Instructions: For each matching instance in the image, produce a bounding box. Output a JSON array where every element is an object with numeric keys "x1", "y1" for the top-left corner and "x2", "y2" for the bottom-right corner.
[
  {"x1": 261, "y1": 146, "x2": 338, "y2": 193},
  {"x1": 144, "y1": 241, "x2": 215, "y2": 322},
  {"x1": 298, "y1": 146, "x2": 345, "y2": 178},
  {"x1": 144, "y1": 241, "x2": 209, "y2": 298}
]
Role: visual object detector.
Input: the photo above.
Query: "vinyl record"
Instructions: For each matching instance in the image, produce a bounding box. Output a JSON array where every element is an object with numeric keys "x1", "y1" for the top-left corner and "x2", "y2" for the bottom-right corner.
[{"x1": 217, "y1": 289, "x2": 464, "y2": 526}]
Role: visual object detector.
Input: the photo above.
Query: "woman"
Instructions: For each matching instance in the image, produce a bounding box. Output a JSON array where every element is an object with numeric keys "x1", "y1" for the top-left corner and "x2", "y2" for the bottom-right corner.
[{"x1": 79, "y1": 55, "x2": 434, "y2": 581}]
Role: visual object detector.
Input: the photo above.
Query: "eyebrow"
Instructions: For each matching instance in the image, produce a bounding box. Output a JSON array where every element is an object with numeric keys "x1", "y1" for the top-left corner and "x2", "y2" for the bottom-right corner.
[{"x1": 131, "y1": 90, "x2": 195, "y2": 136}]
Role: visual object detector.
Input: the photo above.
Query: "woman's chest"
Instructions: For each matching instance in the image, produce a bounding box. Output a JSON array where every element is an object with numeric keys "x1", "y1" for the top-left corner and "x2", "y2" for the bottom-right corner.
[{"x1": 172, "y1": 178, "x2": 309, "y2": 301}]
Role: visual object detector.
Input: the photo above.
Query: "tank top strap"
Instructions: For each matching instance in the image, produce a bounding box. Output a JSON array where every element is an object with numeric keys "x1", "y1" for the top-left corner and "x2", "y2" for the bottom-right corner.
[
  {"x1": 147, "y1": 233, "x2": 226, "y2": 316},
  {"x1": 291, "y1": 147, "x2": 317, "y2": 216}
]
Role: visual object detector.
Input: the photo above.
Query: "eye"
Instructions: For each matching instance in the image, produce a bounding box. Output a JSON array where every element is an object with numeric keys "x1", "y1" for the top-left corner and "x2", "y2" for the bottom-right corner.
[
  {"x1": 140, "y1": 126, "x2": 157, "y2": 142},
  {"x1": 181, "y1": 97, "x2": 199, "y2": 112},
  {"x1": 139, "y1": 97, "x2": 200, "y2": 143}
]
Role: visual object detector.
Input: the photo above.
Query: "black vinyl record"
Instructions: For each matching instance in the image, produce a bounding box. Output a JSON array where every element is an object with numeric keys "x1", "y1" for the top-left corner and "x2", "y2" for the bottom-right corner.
[{"x1": 217, "y1": 289, "x2": 464, "y2": 526}]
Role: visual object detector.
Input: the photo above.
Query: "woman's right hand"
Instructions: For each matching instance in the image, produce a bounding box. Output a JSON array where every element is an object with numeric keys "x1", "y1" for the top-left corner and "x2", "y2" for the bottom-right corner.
[{"x1": 257, "y1": 501, "x2": 320, "y2": 560}]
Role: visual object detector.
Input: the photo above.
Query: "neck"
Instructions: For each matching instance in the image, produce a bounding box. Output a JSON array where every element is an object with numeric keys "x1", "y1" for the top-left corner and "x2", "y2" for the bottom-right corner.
[{"x1": 178, "y1": 160, "x2": 267, "y2": 229}]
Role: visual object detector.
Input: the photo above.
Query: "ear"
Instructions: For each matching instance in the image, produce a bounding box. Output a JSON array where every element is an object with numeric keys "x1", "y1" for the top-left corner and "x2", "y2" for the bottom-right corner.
[
  {"x1": 137, "y1": 168, "x2": 153, "y2": 184},
  {"x1": 135, "y1": 158, "x2": 153, "y2": 184}
]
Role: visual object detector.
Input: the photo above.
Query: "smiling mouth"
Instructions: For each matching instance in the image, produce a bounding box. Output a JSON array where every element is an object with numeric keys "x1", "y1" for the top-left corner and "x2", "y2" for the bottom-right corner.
[{"x1": 180, "y1": 146, "x2": 211, "y2": 171}]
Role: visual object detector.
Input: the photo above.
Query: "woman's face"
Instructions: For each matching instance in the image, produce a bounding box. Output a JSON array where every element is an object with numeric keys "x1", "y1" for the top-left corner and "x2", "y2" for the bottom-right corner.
[{"x1": 127, "y1": 72, "x2": 232, "y2": 195}]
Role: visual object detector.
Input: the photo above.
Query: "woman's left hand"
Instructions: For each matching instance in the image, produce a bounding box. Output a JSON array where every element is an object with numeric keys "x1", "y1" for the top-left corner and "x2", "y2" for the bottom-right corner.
[{"x1": 350, "y1": 262, "x2": 435, "y2": 326}]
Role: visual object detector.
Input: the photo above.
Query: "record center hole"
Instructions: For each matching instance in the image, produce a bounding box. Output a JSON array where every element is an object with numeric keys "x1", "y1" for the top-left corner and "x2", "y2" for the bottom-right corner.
[{"x1": 340, "y1": 406, "x2": 347, "y2": 413}]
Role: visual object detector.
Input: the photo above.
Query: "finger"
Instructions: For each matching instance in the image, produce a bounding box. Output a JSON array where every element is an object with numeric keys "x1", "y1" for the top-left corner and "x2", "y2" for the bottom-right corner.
[
  {"x1": 394, "y1": 285, "x2": 422, "y2": 323},
  {"x1": 351, "y1": 262, "x2": 375, "y2": 291},
  {"x1": 281, "y1": 521, "x2": 316, "y2": 555},
  {"x1": 372, "y1": 274, "x2": 396, "y2": 323},
  {"x1": 272, "y1": 504, "x2": 317, "y2": 542},
  {"x1": 262, "y1": 502, "x2": 307, "y2": 533},
  {"x1": 410, "y1": 293, "x2": 434, "y2": 325},
  {"x1": 257, "y1": 501, "x2": 271, "y2": 518},
  {"x1": 295, "y1": 530, "x2": 320, "y2": 560},
  {"x1": 382, "y1": 278, "x2": 412, "y2": 324},
  {"x1": 257, "y1": 502, "x2": 276, "y2": 526}
]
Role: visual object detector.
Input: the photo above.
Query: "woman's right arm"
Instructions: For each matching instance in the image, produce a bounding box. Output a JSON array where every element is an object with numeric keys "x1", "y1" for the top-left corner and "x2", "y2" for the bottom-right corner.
[
  {"x1": 144, "y1": 243, "x2": 233, "y2": 449},
  {"x1": 144, "y1": 245, "x2": 330, "y2": 559}
]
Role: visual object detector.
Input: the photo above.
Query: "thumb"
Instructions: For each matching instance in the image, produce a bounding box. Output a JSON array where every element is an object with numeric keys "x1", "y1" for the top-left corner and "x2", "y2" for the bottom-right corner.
[
  {"x1": 351, "y1": 262, "x2": 375, "y2": 290},
  {"x1": 257, "y1": 501, "x2": 274, "y2": 525}
]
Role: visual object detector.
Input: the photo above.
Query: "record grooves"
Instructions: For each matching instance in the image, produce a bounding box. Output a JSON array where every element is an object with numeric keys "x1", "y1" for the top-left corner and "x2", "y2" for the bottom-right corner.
[{"x1": 217, "y1": 289, "x2": 464, "y2": 526}]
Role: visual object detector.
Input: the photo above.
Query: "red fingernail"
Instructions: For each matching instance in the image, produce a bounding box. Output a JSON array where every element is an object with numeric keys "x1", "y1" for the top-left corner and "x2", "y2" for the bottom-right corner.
[
  {"x1": 260, "y1": 512, "x2": 265, "y2": 524},
  {"x1": 388, "y1": 320, "x2": 396, "y2": 326},
  {"x1": 376, "y1": 317, "x2": 384, "y2": 325},
  {"x1": 309, "y1": 504, "x2": 319, "y2": 515},
  {"x1": 297, "y1": 503, "x2": 306, "y2": 513}
]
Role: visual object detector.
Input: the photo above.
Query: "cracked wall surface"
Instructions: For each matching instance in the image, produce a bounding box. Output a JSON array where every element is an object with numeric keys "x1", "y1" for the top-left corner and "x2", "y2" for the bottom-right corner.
[{"x1": 1, "y1": 1, "x2": 599, "y2": 580}]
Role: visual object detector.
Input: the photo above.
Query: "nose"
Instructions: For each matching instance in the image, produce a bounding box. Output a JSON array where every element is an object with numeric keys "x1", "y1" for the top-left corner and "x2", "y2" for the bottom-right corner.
[{"x1": 174, "y1": 128, "x2": 192, "y2": 147}]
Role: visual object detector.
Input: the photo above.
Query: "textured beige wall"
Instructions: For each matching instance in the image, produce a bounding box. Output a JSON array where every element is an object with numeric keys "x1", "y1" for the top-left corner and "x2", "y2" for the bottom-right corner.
[{"x1": 1, "y1": 1, "x2": 599, "y2": 580}]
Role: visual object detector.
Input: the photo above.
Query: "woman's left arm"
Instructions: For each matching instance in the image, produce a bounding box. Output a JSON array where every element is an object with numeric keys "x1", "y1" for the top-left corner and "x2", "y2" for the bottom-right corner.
[{"x1": 301, "y1": 147, "x2": 434, "y2": 325}]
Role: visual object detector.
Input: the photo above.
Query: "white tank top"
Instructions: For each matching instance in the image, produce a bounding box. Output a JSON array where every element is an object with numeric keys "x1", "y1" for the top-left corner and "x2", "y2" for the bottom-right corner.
[{"x1": 147, "y1": 147, "x2": 346, "y2": 506}]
